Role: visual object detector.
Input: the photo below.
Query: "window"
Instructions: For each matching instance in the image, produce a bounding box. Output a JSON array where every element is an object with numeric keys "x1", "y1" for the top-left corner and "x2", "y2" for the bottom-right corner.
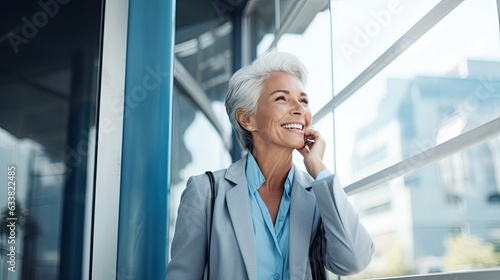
[
  {"x1": 0, "y1": 1, "x2": 103, "y2": 278},
  {"x1": 333, "y1": 0, "x2": 500, "y2": 278},
  {"x1": 248, "y1": 0, "x2": 500, "y2": 278}
]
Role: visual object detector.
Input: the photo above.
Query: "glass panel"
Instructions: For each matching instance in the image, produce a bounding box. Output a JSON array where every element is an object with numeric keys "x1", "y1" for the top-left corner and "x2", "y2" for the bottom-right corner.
[
  {"x1": 334, "y1": 0, "x2": 500, "y2": 186},
  {"x1": 330, "y1": 0, "x2": 441, "y2": 93},
  {"x1": 0, "y1": 1, "x2": 103, "y2": 279},
  {"x1": 327, "y1": 0, "x2": 500, "y2": 278},
  {"x1": 175, "y1": 20, "x2": 233, "y2": 127},
  {"x1": 168, "y1": 85, "x2": 232, "y2": 255},
  {"x1": 252, "y1": 0, "x2": 276, "y2": 55},
  {"x1": 341, "y1": 138, "x2": 500, "y2": 279},
  {"x1": 279, "y1": 0, "x2": 296, "y2": 26},
  {"x1": 175, "y1": 21, "x2": 233, "y2": 96},
  {"x1": 277, "y1": 9, "x2": 333, "y2": 116}
]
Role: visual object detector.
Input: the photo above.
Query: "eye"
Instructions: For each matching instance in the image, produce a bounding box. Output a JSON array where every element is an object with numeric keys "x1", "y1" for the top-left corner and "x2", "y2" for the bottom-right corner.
[
  {"x1": 300, "y1": 98, "x2": 309, "y2": 105},
  {"x1": 275, "y1": 96, "x2": 286, "y2": 101}
]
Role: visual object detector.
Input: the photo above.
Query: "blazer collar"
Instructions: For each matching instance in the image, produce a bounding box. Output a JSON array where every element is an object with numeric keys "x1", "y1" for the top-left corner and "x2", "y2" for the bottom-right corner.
[
  {"x1": 224, "y1": 154, "x2": 247, "y2": 186},
  {"x1": 225, "y1": 154, "x2": 256, "y2": 280}
]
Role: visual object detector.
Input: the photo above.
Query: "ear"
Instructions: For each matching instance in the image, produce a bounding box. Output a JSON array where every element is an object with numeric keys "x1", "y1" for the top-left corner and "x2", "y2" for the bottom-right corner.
[{"x1": 236, "y1": 109, "x2": 255, "y2": 132}]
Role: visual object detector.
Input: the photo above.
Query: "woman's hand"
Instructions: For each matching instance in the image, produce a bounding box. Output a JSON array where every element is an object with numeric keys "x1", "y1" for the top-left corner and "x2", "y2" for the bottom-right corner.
[{"x1": 297, "y1": 128, "x2": 327, "y2": 179}]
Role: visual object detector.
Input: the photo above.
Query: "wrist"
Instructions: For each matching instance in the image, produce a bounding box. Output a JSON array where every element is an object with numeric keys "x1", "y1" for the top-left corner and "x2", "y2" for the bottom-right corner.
[{"x1": 305, "y1": 159, "x2": 326, "y2": 179}]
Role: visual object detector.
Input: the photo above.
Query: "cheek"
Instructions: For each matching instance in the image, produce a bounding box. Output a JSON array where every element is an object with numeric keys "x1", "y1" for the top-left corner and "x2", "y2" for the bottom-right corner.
[
  {"x1": 253, "y1": 112, "x2": 273, "y2": 130},
  {"x1": 257, "y1": 105, "x2": 282, "y2": 124},
  {"x1": 305, "y1": 110, "x2": 312, "y2": 125}
]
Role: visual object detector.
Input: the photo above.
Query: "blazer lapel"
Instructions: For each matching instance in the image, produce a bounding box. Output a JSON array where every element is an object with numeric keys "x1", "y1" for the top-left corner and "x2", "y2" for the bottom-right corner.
[
  {"x1": 224, "y1": 158, "x2": 316, "y2": 279},
  {"x1": 225, "y1": 156, "x2": 257, "y2": 280},
  {"x1": 289, "y1": 170, "x2": 316, "y2": 279}
]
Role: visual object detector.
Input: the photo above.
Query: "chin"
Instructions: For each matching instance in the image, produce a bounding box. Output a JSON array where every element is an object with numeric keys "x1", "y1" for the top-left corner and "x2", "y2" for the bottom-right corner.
[{"x1": 288, "y1": 142, "x2": 305, "y2": 150}]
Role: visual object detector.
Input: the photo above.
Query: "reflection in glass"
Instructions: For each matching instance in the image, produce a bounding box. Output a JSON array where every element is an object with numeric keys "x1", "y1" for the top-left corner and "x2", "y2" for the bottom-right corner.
[
  {"x1": 330, "y1": 0, "x2": 440, "y2": 93},
  {"x1": 345, "y1": 141, "x2": 500, "y2": 279},
  {"x1": 175, "y1": 21, "x2": 233, "y2": 107},
  {"x1": 0, "y1": 1, "x2": 103, "y2": 279},
  {"x1": 334, "y1": 0, "x2": 500, "y2": 185},
  {"x1": 168, "y1": 85, "x2": 231, "y2": 257},
  {"x1": 170, "y1": 5, "x2": 235, "y2": 260}
]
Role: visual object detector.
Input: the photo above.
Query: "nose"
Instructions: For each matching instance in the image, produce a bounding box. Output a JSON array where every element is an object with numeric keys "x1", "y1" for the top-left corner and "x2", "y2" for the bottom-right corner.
[{"x1": 291, "y1": 99, "x2": 306, "y2": 115}]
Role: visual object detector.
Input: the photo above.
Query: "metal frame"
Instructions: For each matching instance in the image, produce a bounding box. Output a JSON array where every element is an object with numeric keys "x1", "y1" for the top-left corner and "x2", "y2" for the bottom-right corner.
[
  {"x1": 309, "y1": 0, "x2": 486, "y2": 195},
  {"x1": 317, "y1": 0, "x2": 499, "y2": 276},
  {"x1": 116, "y1": 0, "x2": 174, "y2": 277},
  {"x1": 91, "y1": 0, "x2": 129, "y2": 278},
  {"x1": 269, "y1": 0, "x2": 307, "y2": 49},
  {"x1": 313, "y1": 0, "x2": 466, "y2": 122},
  {"x1": 374, "y1": 268, "x2": 500, "y2": 280},
  {"x1": 344, "y1": 117, "x2": 500, "y2": 195}
]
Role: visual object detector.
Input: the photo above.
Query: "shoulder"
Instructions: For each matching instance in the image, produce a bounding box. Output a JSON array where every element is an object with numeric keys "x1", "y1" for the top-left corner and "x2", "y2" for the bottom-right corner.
[
  {"x1": 186, "y1": 168, "x2": 229, "y2": 192},
  {"x1": 189, "y1": 167, "x2": 228, "y2": 182},
  {"x1": 187, "y1": 156, "x2": 246, "y2": 194}
]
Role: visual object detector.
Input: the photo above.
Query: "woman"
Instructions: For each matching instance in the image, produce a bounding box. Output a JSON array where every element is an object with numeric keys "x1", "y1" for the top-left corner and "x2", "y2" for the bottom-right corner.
[{"x1": 167, "y1": 51, "x2": 374, "y2": 280}]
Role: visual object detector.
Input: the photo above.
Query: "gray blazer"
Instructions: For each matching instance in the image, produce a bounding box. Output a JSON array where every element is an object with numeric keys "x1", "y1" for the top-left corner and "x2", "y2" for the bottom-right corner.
[{"x1": 167, "y1": 155, "x2": 374, "y2": 280}]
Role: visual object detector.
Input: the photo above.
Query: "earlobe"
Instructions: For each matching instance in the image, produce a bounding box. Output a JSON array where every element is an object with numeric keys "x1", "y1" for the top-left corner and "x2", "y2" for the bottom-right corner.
[{"x1": 236, "y1": 109, "x2": 254, "y2": 131}]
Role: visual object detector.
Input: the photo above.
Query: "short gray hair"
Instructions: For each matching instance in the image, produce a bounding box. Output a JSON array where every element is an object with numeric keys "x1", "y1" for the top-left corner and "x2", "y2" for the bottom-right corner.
[{"x1": 225, "y1": 51, "x2": 308, "y2": 151}]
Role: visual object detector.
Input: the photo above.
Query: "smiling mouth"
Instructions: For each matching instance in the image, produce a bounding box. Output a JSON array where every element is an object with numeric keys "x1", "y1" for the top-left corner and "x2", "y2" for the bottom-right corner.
[{"x1": 281, "y1": 123, "x2": 303, "y2": 131}]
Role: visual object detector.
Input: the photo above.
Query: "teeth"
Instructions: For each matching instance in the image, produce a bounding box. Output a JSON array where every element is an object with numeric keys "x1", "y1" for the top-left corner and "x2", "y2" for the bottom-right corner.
[{"x1": 282, "y1": 123, "x2": 303, "y2": 130}]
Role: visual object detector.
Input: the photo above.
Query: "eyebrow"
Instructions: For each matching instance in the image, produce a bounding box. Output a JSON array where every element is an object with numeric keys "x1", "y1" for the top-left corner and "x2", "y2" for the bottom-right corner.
[{"x1": 269, "y1": 90, "x2": 308, "y2": 97}]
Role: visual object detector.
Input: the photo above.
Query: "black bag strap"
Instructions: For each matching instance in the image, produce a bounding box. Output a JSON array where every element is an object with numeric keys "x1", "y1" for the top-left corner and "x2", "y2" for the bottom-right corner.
[
  {"x1": 309, "y1": 225, "x2": 327, "y2": 280},
  {"x1": 205, "y1": 171, "x2": 215, "y2": 279}
]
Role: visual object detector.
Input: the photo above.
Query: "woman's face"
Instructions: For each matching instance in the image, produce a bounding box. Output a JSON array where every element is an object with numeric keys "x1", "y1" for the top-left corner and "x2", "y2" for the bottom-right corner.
[{"x1": 247, "y1": 72, "x2": 312, "y2": 151}]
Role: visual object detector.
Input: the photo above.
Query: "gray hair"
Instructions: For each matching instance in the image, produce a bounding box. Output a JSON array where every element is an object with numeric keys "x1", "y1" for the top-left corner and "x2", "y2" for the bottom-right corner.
[{"x1": 225, "y1": 51, "x2": 308, "y2": 151}]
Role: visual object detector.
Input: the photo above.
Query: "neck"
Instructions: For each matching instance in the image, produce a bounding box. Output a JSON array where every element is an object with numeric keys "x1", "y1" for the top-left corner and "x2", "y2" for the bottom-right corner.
[{"x1": 251, "y1": 146, "x2": 293, "y2": 191}]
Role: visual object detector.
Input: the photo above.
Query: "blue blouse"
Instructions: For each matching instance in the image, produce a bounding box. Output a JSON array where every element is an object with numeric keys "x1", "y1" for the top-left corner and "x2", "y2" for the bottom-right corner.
[{"x1": 245, "y1": 153, "x2": 293, "y2": 280}]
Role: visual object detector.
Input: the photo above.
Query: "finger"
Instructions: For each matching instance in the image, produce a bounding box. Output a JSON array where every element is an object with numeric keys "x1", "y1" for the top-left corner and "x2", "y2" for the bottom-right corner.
[
  {"x1": 304, "y1": 128, "x2": 321, "y2": 140},
  {"x1": 297, "y1": 146, "x2": 309, "y2": 157},
  {"x1": 303, "y1": 137, "x2": 314, "y2": 149}
]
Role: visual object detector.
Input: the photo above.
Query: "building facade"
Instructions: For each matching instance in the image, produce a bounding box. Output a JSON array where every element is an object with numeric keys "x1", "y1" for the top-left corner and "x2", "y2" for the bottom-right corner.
[{"x1": 351, "y1": 60, "x2": 500, "y2": 276}]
